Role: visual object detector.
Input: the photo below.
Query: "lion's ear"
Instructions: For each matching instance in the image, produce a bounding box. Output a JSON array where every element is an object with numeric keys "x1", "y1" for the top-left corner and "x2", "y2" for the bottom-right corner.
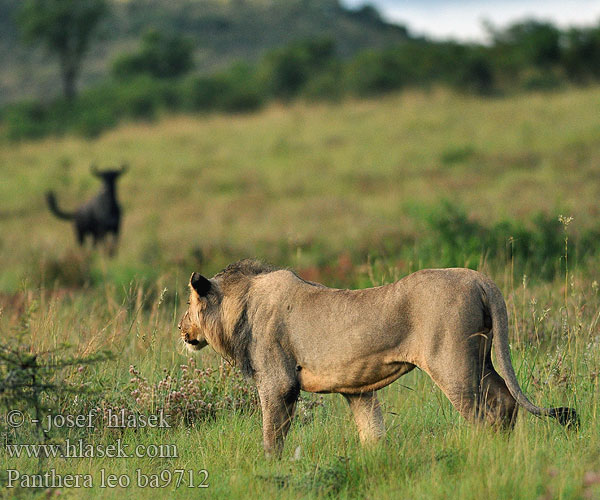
[{"x1": 190, "y1": 272, "x2": 212, "y2": 297}]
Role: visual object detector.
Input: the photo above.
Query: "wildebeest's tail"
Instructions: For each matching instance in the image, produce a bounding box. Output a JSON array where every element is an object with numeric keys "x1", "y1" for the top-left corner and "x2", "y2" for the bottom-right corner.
[
  {"x1": 482, "y1": 280, "x2": 579, "y2": 428},
  {"x1": 46, "y1": 191, "x2": 74, "y2": 220}
]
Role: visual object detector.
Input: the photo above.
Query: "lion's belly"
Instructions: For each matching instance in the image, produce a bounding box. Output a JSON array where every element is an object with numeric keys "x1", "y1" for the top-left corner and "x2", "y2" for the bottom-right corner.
[{"x1": 298, "y1": 355, "x2": 416, "y2": 394}]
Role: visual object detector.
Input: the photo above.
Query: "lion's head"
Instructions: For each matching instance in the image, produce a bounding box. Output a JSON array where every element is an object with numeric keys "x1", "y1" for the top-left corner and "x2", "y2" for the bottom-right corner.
[
  {"x1": 178, "y1": 272, "x2": 215, "y2": 351},
  {"x1": 178, "y1": 260, "x2": 278, "y2": 374}
]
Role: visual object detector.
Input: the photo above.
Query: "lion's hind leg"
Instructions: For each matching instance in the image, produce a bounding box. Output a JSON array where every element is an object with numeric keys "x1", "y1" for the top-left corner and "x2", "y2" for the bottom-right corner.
[
  {"x1": 343, "y1": 392, "x2": 385, "y2": 444},
  {"x1": 422, "y1": 330, "x2": 490, "y2": 425},
  {"x1": 424, "y1": 330, "x2": 517, "y2": 429},
  {"x1": 480, "y1": 365, "x2": 518, "y2": 429},
  {"x1": 475, "y1": 330, "x2": 518, "y2": 428}
]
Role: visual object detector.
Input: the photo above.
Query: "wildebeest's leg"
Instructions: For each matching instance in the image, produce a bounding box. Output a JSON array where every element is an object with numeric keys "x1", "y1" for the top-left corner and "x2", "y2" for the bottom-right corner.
[
  {"x1": 76, "y1": 227, "x2": 85, "y2": 246},
  {"x1": 257, "y1": 384, "x2": 299, "y2": 458},
  {"x1": 107, "y1": 231, "x2": 119, "y2": 257},
  {"x1": 343, "y1": 391, "x2": 385, "y2": 444},
  {"x1": 92, "y1": 230, "x2": 104, "y2": 248}
]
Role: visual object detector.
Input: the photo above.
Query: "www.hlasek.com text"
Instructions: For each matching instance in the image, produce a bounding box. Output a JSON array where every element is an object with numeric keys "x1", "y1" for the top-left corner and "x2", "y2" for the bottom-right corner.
[{"x1": 6, "y1": 438, "x2": 178, "y2": 459}]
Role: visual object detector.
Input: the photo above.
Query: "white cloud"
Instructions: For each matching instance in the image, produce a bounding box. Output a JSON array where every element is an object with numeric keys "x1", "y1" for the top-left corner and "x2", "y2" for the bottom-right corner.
[{"x1": 343, "y1": 0, "x2": 600, "y2": 42}]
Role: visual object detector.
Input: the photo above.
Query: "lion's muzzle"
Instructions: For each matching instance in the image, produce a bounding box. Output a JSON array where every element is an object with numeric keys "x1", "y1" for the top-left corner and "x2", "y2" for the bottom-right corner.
[{"x1": 184, "y1": 333, "x2": 200, "y2": 346}]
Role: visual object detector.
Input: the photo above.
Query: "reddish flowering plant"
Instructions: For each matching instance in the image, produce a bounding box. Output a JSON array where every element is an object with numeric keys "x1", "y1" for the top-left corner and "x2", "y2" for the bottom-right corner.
[{"x1": 127, "y1": 358, "x2": 259, "y2": 425}]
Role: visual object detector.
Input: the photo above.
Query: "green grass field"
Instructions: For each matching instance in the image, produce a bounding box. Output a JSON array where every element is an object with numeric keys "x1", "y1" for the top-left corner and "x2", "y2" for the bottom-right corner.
[{"x1": 1, "y1": 87, "x2": 599, "y2": 498}]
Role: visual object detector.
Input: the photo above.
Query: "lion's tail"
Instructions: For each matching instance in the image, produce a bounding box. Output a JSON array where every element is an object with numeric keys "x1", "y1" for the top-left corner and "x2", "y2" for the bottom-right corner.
[
  {"x1": 483, "y1": 280, "x2": 579, "y2": 428},
  {"x1": 46, "y1": 191, "x2": 74, "y2": 220}
]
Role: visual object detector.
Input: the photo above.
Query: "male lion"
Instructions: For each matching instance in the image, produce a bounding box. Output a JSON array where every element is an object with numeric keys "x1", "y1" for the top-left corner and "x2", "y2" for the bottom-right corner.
[{"x1": 178, "y1": 260, "x2": 577, "y2": 457}]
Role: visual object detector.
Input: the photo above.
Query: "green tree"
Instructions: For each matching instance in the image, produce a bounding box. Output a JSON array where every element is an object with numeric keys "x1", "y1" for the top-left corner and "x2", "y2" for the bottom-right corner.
[
  {"x1": 455, "y1": 50, "x2": 495, "y2": 95},
  {"x1": 261, "y1": 38, "x2": 336, "y2": 99},
  {"x1": 493, "y1": 20, "x2": 561, "y2": 68},
  {"x1": 562, "y1": 26, "x2": 600, "y2": 81},
  {"x1": 18, "y1": 0, "x2": 109, "y2": 101},
  {"x1": 112, "y1": 30, "x2": 194, "y2": 80}
]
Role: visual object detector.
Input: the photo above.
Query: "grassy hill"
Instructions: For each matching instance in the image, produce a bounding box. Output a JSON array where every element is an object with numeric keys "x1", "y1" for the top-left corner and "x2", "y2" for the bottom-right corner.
[
  {"x1": 2, "y1": 86, "x2": 600, "y2": 291},
  {"x1": 0, "y1": 0, "x2": 409, "y2": 104}
]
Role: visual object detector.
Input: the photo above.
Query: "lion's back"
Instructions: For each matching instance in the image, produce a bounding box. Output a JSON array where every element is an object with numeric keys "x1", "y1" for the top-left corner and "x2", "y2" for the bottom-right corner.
[{"x1": 399, "y1": 267, "x2": 492, "y2": 331}]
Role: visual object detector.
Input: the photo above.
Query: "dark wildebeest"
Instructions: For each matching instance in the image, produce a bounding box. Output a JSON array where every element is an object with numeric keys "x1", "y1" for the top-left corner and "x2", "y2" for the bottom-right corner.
[{"x1": 46, "y1": 164, "x2": 127, "y2": 255}]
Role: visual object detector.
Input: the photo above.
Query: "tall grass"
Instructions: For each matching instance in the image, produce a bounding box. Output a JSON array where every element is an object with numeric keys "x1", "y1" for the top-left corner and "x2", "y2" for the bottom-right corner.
[
  {"x1": 0, "y1": 255, "x2": 598, "y2": 499},
  {"x1": 2, "y1": 87, "x2": 600, "y2": 291},
  {"x1": 1, "y1": 87, "x2": 599, "y2": 498}
]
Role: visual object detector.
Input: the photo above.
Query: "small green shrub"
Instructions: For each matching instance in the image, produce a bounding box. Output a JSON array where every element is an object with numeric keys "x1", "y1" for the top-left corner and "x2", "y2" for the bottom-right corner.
[
  {"x1": 4, "y1": 101, "x2": 51, "y2": 140},
  {"x1": 112, "y1": 29, "x2": 194, "y2": 80},
  {"x1": 185, "y1": 65, "x2": 264, "y2": 113},
  {"x1": 346, "y1": 48, "x2": 407, "y2": 96},
  {"x1": 302, "y1": 68, "x2": 344, "y2": 101},
  {"x1": 260, "y1": 38, "x2": 336, "y2": 99},
  {"x1": 440, "y1": 145, "x2": 476, "y2": 165},
  {"x1": 408, "y1": 202, "x2": 585, "y2": 280},
  {"x1": 521, "y1": 69, "x2": 563, "y2": 90}
]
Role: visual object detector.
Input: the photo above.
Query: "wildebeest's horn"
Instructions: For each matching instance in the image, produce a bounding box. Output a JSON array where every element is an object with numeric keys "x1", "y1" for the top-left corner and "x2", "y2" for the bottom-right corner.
[
  {"x1": 90, "y1": 163, "x2": 100, "y2": 176},
  {"x1": 119, "y1": 163, "x2": 128, "y2": 174}
]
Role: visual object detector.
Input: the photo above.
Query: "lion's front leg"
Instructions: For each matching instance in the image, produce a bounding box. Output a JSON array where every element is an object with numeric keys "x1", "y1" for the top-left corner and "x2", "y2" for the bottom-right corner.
[
  {"x1": 343, "y1": 392, "x2": 385, "y2": 444},
  {"x1": 257, "y1": 384, "x2": 299, "y2": 458}
]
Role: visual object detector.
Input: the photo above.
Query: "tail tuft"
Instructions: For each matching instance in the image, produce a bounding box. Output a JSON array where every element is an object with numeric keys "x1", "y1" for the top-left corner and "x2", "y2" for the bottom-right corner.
[{"x1": 549, "y1": 407, "x2": 579, "y2": 429}]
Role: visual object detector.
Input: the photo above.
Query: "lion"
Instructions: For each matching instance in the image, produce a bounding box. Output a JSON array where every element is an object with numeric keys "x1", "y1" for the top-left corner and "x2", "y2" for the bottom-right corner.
[{"x1": 178, "y1": 259, "x2": 577, "y2": 457}]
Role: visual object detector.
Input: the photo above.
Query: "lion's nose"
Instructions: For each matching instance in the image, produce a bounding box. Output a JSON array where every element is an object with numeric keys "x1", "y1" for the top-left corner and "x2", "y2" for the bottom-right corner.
[{"x1": 183, "y1": 333, "x2": 199, "y2": 345}]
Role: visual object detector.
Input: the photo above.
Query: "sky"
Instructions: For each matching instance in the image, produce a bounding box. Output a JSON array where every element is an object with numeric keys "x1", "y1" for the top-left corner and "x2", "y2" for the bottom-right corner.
[{"x1": 342, "y1": 0, "x2": 600, "y2": 42}]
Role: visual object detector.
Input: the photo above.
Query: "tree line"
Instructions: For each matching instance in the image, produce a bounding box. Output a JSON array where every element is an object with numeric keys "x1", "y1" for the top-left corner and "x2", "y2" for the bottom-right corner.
[{"x1": 5, "y1": 0, "x2": 600, "y2": 139}]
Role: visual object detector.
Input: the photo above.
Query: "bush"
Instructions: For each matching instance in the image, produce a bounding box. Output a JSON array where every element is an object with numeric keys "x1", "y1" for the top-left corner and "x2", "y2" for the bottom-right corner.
[
  {"x1": 2, "y1": 77, "x2": 187, "y2": 140},
  {"x1": 126, "y1": 359, "x2": 258, "y2": 425},
  {"x1": 454, "y1": 52, "x2": 495, "y2": 94},
  {"x1": 112, "y1": 29, "x2": 194, "y2": 80},
  {"x1": 113, "y1": 76, "x2": 164, "y2": 119},
  {"x1": 520, "y1": 69, "x2": 562, "y2": 91},
  {"x1": 4, "y1": 101, "x2": 51, "y2": 140},
  {"x1": 412, "y1": 202, "x2": 577, "y2": 279},
  {"x1": 346, "y1": 48, "x2": 407, "y2": 96},
  {"x1": 73, "y1": 102, "x2": 119, "y2": 137},
  {"x1": 260, "y1": 38, "x2": 336, "y2": 99},
  {"x1": 185, "y1": 64, "x2": 264, "y2": 113},
  {"x1": 440, "y1": 145, "x2": 476, "y2": 165},
  {"x1": 562, "y1": 26, "x2": 600, "y2": 81},
  {"x1": 217, "y1": 64, "x2": 265, "y2": 112},
  {"x1": 0, "y1": 308, "x2": 113, "y2": 453},
  {"x1": 493, "y1": 21, "x2": 561, "y2": 69},
  {"x1": 302, "y1": 66, "x2": 344, "y2": 101},
  {"x1": 183, "y1": 75, "x2": 222, "y2": 111},
  {"x1": 420, "y1": 201, "x2": 487, "y2": 268}
]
